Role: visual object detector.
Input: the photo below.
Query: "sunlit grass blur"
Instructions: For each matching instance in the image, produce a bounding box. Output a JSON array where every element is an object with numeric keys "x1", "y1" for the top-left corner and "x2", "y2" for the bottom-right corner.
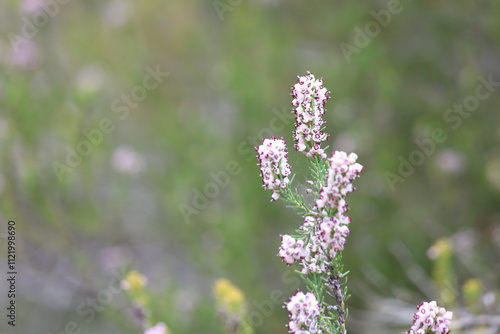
[{"x1": 0, "y1": 0, "x2": 499, "y2": 333}]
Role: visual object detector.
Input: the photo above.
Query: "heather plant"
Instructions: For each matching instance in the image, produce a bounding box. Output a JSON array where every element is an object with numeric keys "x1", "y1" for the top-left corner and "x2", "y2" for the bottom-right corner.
[
  {"x1": 255, "y1": 72, "x2": 453, "y2": 334},
  {"x1": 119, "y1": 73, "x2": 455, "y2": 334}
]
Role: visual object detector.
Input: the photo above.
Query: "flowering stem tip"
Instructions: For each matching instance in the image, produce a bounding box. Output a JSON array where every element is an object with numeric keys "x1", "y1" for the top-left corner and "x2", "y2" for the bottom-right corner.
[{"x1": 255, "y1": 72, "x2": 364, "y2": 334}]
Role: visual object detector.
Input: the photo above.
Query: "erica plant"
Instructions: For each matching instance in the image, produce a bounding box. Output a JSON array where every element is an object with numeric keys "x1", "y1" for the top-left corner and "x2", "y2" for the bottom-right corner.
[{"x1": 255, "y1": 72, "x2": 452, "y2": 334}]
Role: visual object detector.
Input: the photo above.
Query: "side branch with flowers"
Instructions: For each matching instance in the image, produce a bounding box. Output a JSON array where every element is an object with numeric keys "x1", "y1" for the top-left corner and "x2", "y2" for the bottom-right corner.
[{"x1": 255, "y1": 72, "x2": 453, "y2": 334}]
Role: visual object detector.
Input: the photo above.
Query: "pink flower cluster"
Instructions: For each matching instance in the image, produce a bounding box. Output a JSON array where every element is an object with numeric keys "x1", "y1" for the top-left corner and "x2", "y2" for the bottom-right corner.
[
  {"x1": 285, "y1": 291, "x2": 321, "y2": 334},
  {"x1": 280, "y1": 213, "x2": 352, "y2": 274},
  {"x1": 255, "y1": 137, "x2": 291, "y2": 201},
  {"x1": 278, "y1": 150, "x2": 363, "y2": 273},
  {"x1": 278, "y1": 235, "x2": 308, "y2": 265},
  {"x1": 316, "y1": 213, "x2": 351, "y2": 258},
  {"x1": 316, "y1": 151, "x2": 363, "y2": 213},
  {"x1": 407, "y1": 301, "x2": 453, "y2": 334},
  {"x1": 291, "y1": 72, "x2": 330, "y2": 158}
]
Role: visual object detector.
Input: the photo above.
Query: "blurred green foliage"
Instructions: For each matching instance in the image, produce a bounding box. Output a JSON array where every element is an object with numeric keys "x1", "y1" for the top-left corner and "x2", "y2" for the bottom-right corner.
[{"x1": 0, "y1": 0, "x2": 499, "y2": 333}]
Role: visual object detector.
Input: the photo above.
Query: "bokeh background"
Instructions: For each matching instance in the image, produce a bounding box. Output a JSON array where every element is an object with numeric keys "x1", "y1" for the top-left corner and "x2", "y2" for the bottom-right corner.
[{"x1": 0, "y1": 0, "x2": 499, "y2": 333}]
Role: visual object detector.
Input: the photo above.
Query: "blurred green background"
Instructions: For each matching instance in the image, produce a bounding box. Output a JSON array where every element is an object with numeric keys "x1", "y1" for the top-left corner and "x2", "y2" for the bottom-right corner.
[{"x1": 0, "y1": 0, "x2": 499, "y2": 333}]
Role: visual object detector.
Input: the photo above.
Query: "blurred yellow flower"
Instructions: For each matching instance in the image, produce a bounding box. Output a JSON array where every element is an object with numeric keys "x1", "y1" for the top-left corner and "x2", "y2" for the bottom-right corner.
[
  {"x1": 463, "y1": 278, "x2": 483, "y2": 312},
  {"x1": 213, "y1": 278, "x2": 252, "y2": 334},
  {"x1": 428, "y1": 238, "x2": 456, "y2": 306},
  {"x1": 121, "y1": 270, "x2": 148, "y2": 291},
  {"x1": 214, "y1": 278, "x2": 245, "y2": 313}
]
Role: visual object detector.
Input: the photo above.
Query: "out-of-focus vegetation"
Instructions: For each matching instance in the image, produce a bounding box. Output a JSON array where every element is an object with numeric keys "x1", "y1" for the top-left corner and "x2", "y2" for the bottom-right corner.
[{"x1": 0, "y1": 0, "x2": 499, "y2": 333}]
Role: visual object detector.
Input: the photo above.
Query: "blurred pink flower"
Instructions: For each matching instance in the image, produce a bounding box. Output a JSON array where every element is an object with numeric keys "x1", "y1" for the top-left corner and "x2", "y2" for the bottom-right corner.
[
  {"x1": 100, "y1": 0, "x2": 132, "y2": 27},
  {"x1": 111, "y1": 145, "x2": 146, "y2": 175},
  {"x1": 21, "y1": 0, "x2": 44, "y2": 14},
  {"x1": 144, "y1": 322, "x2": 168, "y2": 334},
  {"x1": 8, "y1": 38, "x2": 39, "y2": 69}
]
